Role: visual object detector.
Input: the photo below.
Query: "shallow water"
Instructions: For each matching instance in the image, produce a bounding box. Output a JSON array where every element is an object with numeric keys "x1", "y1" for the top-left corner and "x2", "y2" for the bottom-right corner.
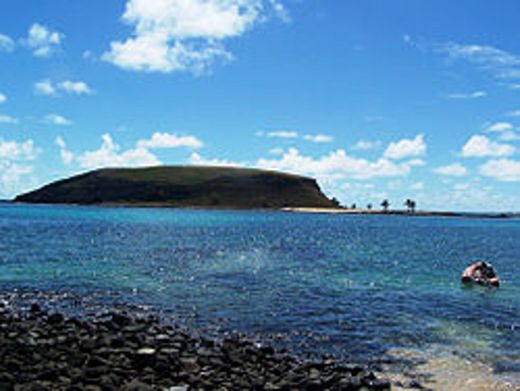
[{"x1": 1, "y1": 204, "x2": 519, "y2": 387}]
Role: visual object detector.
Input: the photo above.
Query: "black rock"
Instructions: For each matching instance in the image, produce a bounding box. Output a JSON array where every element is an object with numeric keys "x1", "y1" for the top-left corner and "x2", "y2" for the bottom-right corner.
[
  {"x1": 364, "y1": 378, "x2": 391, "y2": 390},
  {"x1": 111, "y1": 313, "x2": 131, "y2": 328},
  {"x1": 30, "y1": 303, "x2": 42, "y2": 313},
  {"x1": 122, "y1": 379, "x2": 154, "y2": 391},
  {"x1": 47, "y1": 313, "x2": 64, "y2": 325},
  {"x1": 0, "y1": 372, "x2": 15, "y2": 386},
  {"x1": 0, "y1": 297, "x2": 391, "y2": 391}
]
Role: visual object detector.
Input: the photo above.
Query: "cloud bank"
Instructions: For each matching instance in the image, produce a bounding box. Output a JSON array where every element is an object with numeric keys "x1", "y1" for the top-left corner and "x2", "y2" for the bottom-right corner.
[{"x1": 103, "y1": 0, "x2": 288, "y2": 74}]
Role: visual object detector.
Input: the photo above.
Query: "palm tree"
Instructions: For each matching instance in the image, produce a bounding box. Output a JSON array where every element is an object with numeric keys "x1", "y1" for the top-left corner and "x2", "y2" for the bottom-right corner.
[
  {"x1": 367, "y1": 203, "x2": 373, "y2": 210},
  {"x1": 404, "y1": 199, "x2": 417, "y2": 213},
  {"x1": 381, "y1": 199, "x2": 390, "y2": 212}
]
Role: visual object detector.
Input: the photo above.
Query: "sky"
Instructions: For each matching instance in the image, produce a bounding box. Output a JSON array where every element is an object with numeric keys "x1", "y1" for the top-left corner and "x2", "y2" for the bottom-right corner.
[{"x1": 1, "y1": 1, "x2": 520, "y2": 211}]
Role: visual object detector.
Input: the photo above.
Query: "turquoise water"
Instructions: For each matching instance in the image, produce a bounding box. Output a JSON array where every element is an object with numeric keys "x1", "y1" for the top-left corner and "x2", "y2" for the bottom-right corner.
[{"x1": 1, "y1": 204, "x2": 519, "y2": 384}]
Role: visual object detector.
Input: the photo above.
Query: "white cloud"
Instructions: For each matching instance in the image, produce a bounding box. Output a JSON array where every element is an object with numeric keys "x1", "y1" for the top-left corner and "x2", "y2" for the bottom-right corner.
[
  {"x1": 34, "y1": 79, "x2": 93, "y2": 96},
  {"x1": 75, "y1": 132, "x2": 203, "y2": 169},
  {"x1": 55, "y1": 136, "x2": 74, "y2": 165},
  {"x1": 0, "y1": 115, "x2": 19, "y2": 124},
  {"x1": 266, "y1": 131, "x2": 298, "y2": 139},
  {"x1": 433, "y1": 163, "x2": 468, "y2": 177},
  {"x1": 461, "y1": 135, "x2": 515, "y2": 157},
  {"x1": 434, "y1": 42, "x2": 520, "y2": 121},
  {"x1": 427, "y1": 180, "x2": 518, "y2": 212},
  {"x1": 24, "y1": 23, "x2": 63, "y2": 57},
  {"x1": 260, "y1": 131, "x2": 332, "y2": 143},
  {"x1": 438, "y1": 42, "x2": 520, "y2": 81},
  {"x1": 479, "y1": 159, "x2": 520, "y2": 182},
  {"x1": 0, "y1": 34, "x2": 15, "y2": 52},
  {"x1": 256, "y1": 148, "x2": 421, "y2": 180},
  {"x1": 58, "y1": 80, "x2": 93, "y2": 95},
  {"x1": 136, "y1": 132, "x2": 203, "y2": 149},
  {"x1": 0, "y1": 162, "x2": 35, "y2": 198},
  {"x1": 486, "y1": 122, "x2": 513, "y2": 132},
  {"x1": 384, "y1": 134, "x2": 426, "y2": 160},
  {"x1": 268, "y1": 147, "x2": 284, "y2": 155},
  {"x1": 303, "y1": 134, "x2": 333, "y2": 143},
  {"x1": 270, "y1": 0, "x2": 290, "y2": 22},
  {"x1": 34, "y1": 79, "x2": 57, "y2": 96},
  {"x1": 104, "y1": 32, "x2": 233, "y2": 74},
  {"x1": 0, "y1": 92, "x2": 6, "y2": 104},
  {"x1": 353, "y1": 140, "x2": 381, "y2": 150},
  {"x1": 83, "y1": 50, "x2": 93, "y2": 60},
  {"x1": 445, "y1": 91, "x2": 487, "y2": 100},
  {"x1": 189, "y1": 152, "x2": 243, "y2": 167},
  {"x1": 77, "y1": 134, "x2": 160, "y2": 169},
  {"x1": 341, "y1": 182, "x2": 374, "y2": 190},
  {"x1": 0, "y1": 138, "x2": 38, "y2": 161},
  {"x1": 499, "y1": 131, "x2": 520, "y2": 142},
  {"x1": 507, "y1": 109, "x2": 520, "y2": 117},
  {"x1": 439, "y1": 42, "x2": 520, "y2": 68},
  {"x1": 0, "y1": 138, "x2": 39, "y2": 198},
  {"x1": 188, "y1": 147, "x2": 422, "y2": 182},
  {"x1": 103, "y1": 0, "x2": 287, "y2": 74},
  {"x1": 453, "y1": 183, "x2": 470, "y2": 191},
  {"x1": 410, "y1": 182, "x2": 424, "y2": 190},
  {"x1": 337, "y1": 182, "x2": 383, "y2": 207},
  {"x1": 44, "y1": 114, "x2": 72, "y2": 126},
  {"x1": 187, "y1": 147, "x2": 424, "y2": 202},
  {"x1": 407, "y1": 158, "x2": 426, "y2": 166}
]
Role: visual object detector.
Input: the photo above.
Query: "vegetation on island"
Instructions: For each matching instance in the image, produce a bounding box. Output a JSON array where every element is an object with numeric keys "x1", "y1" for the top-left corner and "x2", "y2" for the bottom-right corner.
[
  {"x1": 341, "y1": 198, "x2": 419, "y2": 213},
  {"x1": 15, "y1": 166, "x2": 339, "y2": 209}
]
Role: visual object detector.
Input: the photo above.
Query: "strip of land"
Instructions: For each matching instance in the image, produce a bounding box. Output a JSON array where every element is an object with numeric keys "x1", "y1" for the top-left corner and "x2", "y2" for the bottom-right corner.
[{"x1": 281, "y1": 207, "x2": 517, "y2": 219}]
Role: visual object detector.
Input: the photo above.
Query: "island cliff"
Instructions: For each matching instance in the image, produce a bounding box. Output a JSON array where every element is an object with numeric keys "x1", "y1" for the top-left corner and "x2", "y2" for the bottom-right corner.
[{"x1": 15, "y1": 166, "x2": 338, "y2": 209}]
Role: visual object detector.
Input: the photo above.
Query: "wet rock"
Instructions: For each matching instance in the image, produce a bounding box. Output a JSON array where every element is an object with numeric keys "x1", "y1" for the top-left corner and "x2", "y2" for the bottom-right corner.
[
  {"x1": 47, "y1": 313, "x2": 64, "y2": 325},
  {"x1": 408, "y1": 380, "x2": 426, "y2": 389},
  {"x1": 165, "y1": 386, "x2": 189, "y2": 391},
  {"x1": 136, "y1": 347, "x2": 155, "y2": 355},
  {"x1": 0, "y1": 372, "x2": 15, "y2": 387},
  {"x1": 0, "y1": 295, "x2": 389, "y2": 391},
  {"x1": 83, "y1": 366, "x2": 107, "y2": 380},
  {"x1": 30, "y1": 303, "x2": 42, "y2": 313},
  {"x1": 111, "y1": 313, "x2": 131, "y2": 328},
  {"x1": 122, "y1": 379, "x2": 153, "y2": 391},
  {"x1": 179, "y1": 357, "x2": 199, "y2": 372},
  {"x1": 364, "y1": 378, "x2": 391, "y2": 390}
]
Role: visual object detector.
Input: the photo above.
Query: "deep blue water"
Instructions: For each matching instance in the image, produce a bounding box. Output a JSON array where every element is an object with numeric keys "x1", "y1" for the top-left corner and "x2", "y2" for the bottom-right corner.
[{"x1": 1, "y1": 204, "x2": 519, "y2": 382}]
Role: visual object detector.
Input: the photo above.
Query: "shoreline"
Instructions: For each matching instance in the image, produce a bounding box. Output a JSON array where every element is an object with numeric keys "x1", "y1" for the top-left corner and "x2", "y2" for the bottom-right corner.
[
  {"x1": 7, "y1": 201, "x2": 519, "y2": 219},
  {"x1": 280, "y1": 207, "x2": 518, "y2": 219},
  {"x1": 0, "y1": 292, "x2": 391, "y2": 390}
]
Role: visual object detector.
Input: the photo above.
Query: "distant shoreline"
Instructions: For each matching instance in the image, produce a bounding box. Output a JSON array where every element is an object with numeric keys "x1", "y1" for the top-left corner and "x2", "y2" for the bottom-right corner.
[
  {"x1": 5, "y1": 201, "x2": 519, "y2": 219},
  {"x1": 280, "y1": 207, "x2": 518, "y2": 219}
]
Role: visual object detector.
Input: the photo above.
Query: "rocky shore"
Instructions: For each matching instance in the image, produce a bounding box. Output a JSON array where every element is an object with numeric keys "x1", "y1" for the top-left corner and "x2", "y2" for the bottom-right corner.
[{"x1": 0, "y1": 295, "x2": 390, "y2": 390}]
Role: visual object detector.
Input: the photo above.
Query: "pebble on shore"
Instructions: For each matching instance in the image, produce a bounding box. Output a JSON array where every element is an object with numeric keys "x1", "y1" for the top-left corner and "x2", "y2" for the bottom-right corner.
[{"x1": 0, "y1": 297, "x2": 391, "y2": 391}]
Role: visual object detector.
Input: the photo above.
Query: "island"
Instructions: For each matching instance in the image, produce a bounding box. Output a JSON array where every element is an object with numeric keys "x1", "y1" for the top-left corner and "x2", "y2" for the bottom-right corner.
[{"x1": 14, "y1": 166, "x2": 339, "y2": 209}]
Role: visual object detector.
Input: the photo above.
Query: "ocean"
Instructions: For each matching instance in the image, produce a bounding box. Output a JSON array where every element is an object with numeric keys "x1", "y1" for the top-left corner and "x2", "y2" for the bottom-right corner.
[{"x1": 1, "y1": 204, "x2": 519, "y2": 389}]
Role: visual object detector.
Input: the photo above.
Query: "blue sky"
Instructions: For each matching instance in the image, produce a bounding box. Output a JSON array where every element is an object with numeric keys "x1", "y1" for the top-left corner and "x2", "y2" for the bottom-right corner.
[{"x1": 2, "y1": 1, "x2": 520, "y2": 211}]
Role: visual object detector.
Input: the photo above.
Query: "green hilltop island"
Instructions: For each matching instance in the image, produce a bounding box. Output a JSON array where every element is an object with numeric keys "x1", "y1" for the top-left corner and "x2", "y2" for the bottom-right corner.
[{"x1": 14, "y1": 166, "x2": 340, "y2": 209}]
